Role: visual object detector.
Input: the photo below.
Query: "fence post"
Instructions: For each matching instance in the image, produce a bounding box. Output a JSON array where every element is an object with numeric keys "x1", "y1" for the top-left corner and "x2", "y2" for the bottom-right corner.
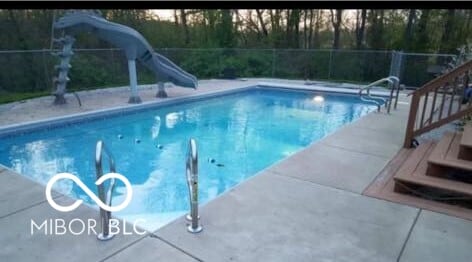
[
  {"x1": 397, "y1": 51, "x2": 404, "y2": 82},
  {"x1": 389, "y1": 50, "x2": 403, "y2": 83},
  {"x1": 41, "y1": 49, "x2": 51, "y2": 91},
  {"x1": 109, "y1": 48, "x2": 117, "y2": 79},
  {"x1": 272, "y1": 49, "x2": 276, "y2": 78},
  {"x1": 217, "y1": 49, "x2": 221, "y2": 78},
  {"x1": 49, "y1": 10, "x2": 57, "y2": 50},
  {"x1": 389, "y1": 50, "x2": 396, "y2": 76},
  {"x1": 328, "y1": 49, "x2": 333, "y2": 79}
]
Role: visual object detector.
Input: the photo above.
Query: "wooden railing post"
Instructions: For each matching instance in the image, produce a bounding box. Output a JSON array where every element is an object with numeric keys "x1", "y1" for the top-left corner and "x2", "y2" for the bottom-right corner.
[{"x1": 404, "y1": 93, "x2": 420, "y2": 148}]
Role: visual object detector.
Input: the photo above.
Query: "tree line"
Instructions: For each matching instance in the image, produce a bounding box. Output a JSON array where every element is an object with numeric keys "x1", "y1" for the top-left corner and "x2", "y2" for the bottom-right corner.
[
  {"x1": 0, "y1": 9, "x2": 471, "y2": 53},
  {"x1": 0, "y1": 9, "x2": 471, "y2": 102}
]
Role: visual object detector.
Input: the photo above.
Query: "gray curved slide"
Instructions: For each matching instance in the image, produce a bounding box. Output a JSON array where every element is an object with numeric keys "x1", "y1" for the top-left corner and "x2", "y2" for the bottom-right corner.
[{"x1": 54, "y1": 11, "x2": 198, "y2": 89}]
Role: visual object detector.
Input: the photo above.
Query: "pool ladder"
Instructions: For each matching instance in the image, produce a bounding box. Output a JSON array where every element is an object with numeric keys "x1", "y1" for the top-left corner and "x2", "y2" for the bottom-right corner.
[
  {"x1": 94, "y1": 138, "x2": 202, "y2": 240},
  {"x1": 95, "y1": 140, "x2": 117, "y2": 241},
  {"x1": 359, "y1": 76, "x2": 400, "y2": 113},
  {"x1": 185, "y1": 138, "x2": 203, "y2": 233}
]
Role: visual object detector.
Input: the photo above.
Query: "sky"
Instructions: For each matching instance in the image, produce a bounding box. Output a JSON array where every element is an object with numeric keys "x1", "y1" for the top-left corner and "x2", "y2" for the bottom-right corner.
[
  {"x1": 150, "y1": 9, "x2": 360, "y2": 29},
  {"x1": 151, "y1": 10, "x2": 175, "y2": 20}
]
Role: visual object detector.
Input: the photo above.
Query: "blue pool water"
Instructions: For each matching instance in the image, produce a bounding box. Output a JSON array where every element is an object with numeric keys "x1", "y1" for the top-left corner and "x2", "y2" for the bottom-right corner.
[{"x1": 0, "y1": 88, "x2": 376, "y2": 230}]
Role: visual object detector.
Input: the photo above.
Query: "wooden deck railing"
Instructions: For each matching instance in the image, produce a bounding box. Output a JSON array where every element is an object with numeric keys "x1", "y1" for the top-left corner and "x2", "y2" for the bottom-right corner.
[{"x1": 403, "y1": 59, "x2": 472, "y2": 148}]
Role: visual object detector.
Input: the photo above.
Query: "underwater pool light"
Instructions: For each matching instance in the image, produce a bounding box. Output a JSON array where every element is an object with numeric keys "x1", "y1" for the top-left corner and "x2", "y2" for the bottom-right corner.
[{"x1": 313, "y1": 95, "x2": 324, "y2": 103}]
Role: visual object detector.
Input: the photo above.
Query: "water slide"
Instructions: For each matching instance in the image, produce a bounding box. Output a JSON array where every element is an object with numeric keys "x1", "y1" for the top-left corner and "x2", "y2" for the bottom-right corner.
[{"x1": 53, "y1": 10, "x2": 198, "y2": 103}]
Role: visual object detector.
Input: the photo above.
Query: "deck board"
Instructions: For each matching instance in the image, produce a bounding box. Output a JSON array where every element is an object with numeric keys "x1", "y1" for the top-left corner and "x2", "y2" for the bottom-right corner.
[
  {"x1": 460, "y1": 124, "x2": 472, "y2": 148},
  {"x1": 429, "y1": 132, "x2": 472, "y2": 171}
]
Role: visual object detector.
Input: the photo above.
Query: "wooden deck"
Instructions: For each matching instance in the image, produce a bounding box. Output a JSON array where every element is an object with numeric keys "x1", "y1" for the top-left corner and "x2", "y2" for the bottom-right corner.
[
  {"x1": 428, "y1": 132, "x2": 472, "y2": 172},
  {"x1": 394, "y1": 141, "x2": 472, "y2": 197},
  {"x1": 363, "y1": 130, "x2": 472, "y2": 221},
  {"x1": 459, "y1": 124, "x2": 472, "y2": 160}
]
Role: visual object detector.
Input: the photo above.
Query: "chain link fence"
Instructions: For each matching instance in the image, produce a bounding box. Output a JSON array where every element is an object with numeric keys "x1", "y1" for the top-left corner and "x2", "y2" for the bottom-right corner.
[
  {"x1": 0, "y1": 48, "x2": 456, "y2": 103},
  {"x1": 399, "y1": 52, "x2": 457, "y2": 87}
]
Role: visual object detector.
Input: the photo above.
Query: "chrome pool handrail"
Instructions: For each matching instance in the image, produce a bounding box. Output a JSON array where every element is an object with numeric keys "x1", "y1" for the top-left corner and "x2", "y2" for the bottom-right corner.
[
  {"x1": 389, "y1": 76, "x2": 401, "y2": 110},
  {"x1": 359, "y1": 76, "x2": 400, "y2": 113},
  {"x1": 95, "y1": 140, "x2": 117, "y2": 241},
  {"x1": 185, "y1": 138, "x2": 202, "y2": 233}
]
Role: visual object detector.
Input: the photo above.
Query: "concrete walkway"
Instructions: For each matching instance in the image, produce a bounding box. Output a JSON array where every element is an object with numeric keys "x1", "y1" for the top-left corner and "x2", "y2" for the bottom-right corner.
[
  {"x1": 1, "y1": 80, "x2": 471, "y2": 262},
  {"x1": 0, "y1": 79, "x2": 259, "y2": 126}
]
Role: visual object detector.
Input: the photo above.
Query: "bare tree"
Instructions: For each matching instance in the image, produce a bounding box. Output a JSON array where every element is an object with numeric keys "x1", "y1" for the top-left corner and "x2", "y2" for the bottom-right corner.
[
  {"x1": 439, "y1": 9, "x2": 456, "y2": 53},
  {"x1": 269, "y1": 9, "x2": 283, "y2": 47},
  {"x1": 403, "y1": 9, "x2": 416, "y2": 51},
  {"x1": 180, "y1": 9, "x2": 190, "y2": 45},
  {"x1": 330, "y1": 9, "x2": 343, "y2": 49},
  {"x1": 173, "y1": 10, "x2": 179, "y2": 26},
  {"x1": 313, "y1": 10, "x2": 323, "y2": 48},
  {"x1": 286, "y1": 9, "x2": 301, "y2": 48},
  {"x1": 368, "y1": 9, "x2": 386, "y2": 49},
  {"x1": 307, "y1": 10, "x2": 314, "y2": 48},
  {"x1": 255, "y1": 9, "x2": 268, "y2": 37},
  {"x1": 245, "y1": 10, "x2": 262, "y2": 36},
  {"x1": 269, "y1": 9, "x2": 281, "y2": 32},
  {"x1": 415, "y1": 9, "x2": 431, "y2": 51},
  {"x1": 355, "y1": 9, "x2": 367, "y2": 49},
  {"x1": 303, "y1": 10, "x2": 309, "y2": 48},
  {"x1": 234, "y1": 10, "x2": 248, "y2": 45}
]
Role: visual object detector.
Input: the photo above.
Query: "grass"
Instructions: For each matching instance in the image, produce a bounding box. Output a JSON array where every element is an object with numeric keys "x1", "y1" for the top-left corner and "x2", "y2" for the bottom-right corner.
[
  {"x1": 0, "y1": 78, "x2": 156, "y2": 105},
  {"x1": 0, "y1": 91, "x2": 50, "y2": 104}
]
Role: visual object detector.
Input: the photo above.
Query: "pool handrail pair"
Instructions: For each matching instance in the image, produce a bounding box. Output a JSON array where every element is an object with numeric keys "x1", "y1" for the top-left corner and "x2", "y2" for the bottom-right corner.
[
  {"x1": 95, "y1": 140, "x2": 117, "y2": 241},
  {"x1": 94, "y1": 138, "x2": 202, "y2": 241},
  {"x1": 359, "y1": 76, "x2": 400, "y2": 113}
]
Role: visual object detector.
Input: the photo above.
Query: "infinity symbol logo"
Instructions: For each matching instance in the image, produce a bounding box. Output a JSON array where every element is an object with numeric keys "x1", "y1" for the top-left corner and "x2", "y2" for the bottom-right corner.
[{"x1": 45, "y1": 173, "x2": 133, "y2": 212}]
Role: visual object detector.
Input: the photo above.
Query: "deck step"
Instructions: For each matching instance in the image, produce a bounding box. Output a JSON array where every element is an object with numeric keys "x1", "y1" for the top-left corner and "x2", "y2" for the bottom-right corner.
[
  {"x1": 427, "y1": 132, "x2": 472, "y2": 173},
  {"x1": 459, "y1": 124, "x2": 472, "y2": 160},
  {"x1": 393, "y1": 142, "x2": 472, "y2": 198}
]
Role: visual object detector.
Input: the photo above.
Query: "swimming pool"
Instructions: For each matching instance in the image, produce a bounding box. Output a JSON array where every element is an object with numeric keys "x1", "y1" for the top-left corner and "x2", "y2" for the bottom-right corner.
[{"x1": 0, "y1": 87, "x2": 377, "y2": 230}]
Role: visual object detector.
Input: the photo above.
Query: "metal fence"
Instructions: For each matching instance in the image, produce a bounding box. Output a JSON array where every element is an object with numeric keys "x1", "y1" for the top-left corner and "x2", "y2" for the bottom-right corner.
[{"x1": 0, "y1": 48, "x2": 457, "y2": 99}]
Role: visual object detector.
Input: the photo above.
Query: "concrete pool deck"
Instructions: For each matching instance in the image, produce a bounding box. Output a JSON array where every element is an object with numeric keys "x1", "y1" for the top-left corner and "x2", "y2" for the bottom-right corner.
[{"x1": 1, "y1": 79, "x2": 471, "y2": 261}]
